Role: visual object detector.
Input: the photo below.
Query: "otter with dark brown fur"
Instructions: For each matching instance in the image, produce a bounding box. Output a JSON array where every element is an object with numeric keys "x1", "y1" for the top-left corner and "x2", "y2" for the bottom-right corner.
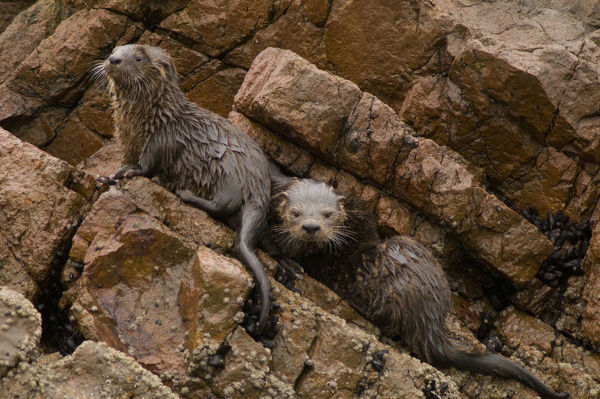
[
  {"x1": 92, "y1": 44, "x2": 272, "y2": 333},
  {"x1": 268, "y1": 173, "x2": 568, "y2": 399}
]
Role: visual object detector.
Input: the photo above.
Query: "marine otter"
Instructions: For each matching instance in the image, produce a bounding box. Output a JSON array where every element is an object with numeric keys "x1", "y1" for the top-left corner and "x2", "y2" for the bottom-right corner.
[
  {"x1": 92, "y1": 44, "x2": 272, "y2": 333},
  {"x1": 268, "y1": 174, "x2": 568, "y2": 399}
]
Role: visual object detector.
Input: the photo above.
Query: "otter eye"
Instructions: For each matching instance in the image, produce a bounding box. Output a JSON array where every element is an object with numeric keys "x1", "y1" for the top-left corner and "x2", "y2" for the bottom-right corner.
[
  {"x1": 135, "y1": 57, "x2": 142, "y2": 62},
  {"x1": 323, "y1": 212, "x2": 332, "y2": 219},
  {"x1": 291, "y1": 210, "x2": 300, "y2": 218}
]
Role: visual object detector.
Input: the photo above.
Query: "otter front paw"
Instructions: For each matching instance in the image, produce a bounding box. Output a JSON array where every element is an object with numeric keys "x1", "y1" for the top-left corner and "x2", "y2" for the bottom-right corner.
[
  {"x1": 110, "y1": 164, "x2": 140, "y2": 180},
  {"x1": 96, "y1": 176, "x2": 118, "y2": 186},
  {"x1": 275, "y1": 257, "x2": 304, "y2": 292},
  {"x1": 176, "y1": 189, "x2": 197, "y2": 203}
]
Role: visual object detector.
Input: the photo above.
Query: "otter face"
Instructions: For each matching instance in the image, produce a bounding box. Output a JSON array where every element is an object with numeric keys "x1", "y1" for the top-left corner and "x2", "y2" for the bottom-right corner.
[
  {"x1": 99, "y1": 44, "x2": 178, "y2": 93},
  {"x1": 273, "y1": 180, "x2": 350, "y2": 255}
]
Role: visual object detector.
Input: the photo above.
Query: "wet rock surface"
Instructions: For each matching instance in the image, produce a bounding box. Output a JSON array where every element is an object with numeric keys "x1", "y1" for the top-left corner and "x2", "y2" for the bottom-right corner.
[
  {"x1": 0, "y1": 287, "x2": 41, "y2": 377},
  {"x1": 1, "y1": 1, "x2": 600, "y2": 398},
  {"x1": 0, "y1": 341, "x2": 179, "y2": 399}
]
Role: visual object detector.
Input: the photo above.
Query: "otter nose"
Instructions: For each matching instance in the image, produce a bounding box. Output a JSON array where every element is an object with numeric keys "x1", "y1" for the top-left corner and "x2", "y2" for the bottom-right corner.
[
  {"x1": 302, "y1": 224, "x2": 321, "y2": 233},
  {"x1": 109, "y1": 56, "x2": 121, "y2": 65}
]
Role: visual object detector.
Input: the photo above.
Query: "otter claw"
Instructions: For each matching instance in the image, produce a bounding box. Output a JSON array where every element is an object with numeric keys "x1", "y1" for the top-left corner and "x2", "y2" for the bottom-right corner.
[
  {"x1": 176, "y1": 189, "x2": 196, "y2": 202},
  {"x1": 97, "y1": 176, "x2": 118, "y2": 186}
]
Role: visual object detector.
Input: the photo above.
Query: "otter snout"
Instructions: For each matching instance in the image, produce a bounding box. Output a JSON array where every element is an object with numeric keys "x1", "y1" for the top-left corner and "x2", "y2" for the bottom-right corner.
[
  {"x1": 109, "y1": 55, "x2": 121, "y2": 65},
  {"x1": 302, "y1": 224, "x2": 321, "y2": 233}
]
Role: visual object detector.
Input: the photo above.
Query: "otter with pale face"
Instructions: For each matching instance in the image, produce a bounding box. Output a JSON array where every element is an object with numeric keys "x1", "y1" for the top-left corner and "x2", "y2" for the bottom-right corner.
[
  {"x1": 268, "y1": 172, "x2": 568, "y2": 399},
  {"x1": 91, "y1": 44, "x2": 273, "y2": 334},
  {"x1": 272, "y1": 179, "x2": 351, "y2": 258}
]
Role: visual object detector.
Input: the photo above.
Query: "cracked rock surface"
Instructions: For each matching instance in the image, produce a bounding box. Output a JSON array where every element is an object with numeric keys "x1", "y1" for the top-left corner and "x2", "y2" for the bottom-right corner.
[{"x1": 1, "y1": 1, "x2": 600, "y2": 398}]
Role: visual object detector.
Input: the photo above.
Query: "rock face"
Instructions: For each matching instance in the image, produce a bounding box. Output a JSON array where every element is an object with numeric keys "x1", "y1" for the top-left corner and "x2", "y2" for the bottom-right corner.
[
  {"x1": 0, "y1": 288, "x2": 179, "y2": 399},
  {"x1": 1, "y1": 1, "x2": 600, "y2": 399},
  {"x1": 1, "y1": 0, "x2": 599, "y2": 224},
  {"x1": 0, "y1": 127, "x2": 95, "y2": 299},
  {"x1": 230, "y1": 47, "x2": 600, "y2": 397},
  {"x1": 234, "y1": 47, "x2": 553, "y2": 287}
]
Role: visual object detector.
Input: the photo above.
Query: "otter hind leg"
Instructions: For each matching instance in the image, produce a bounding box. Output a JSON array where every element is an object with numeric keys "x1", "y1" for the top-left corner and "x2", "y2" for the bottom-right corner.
[
  {"x1": 177, "y1": 188, "x2": 271, "y2": 334},
  {"x1": 176, "y1": 186, "x2": 242, "y2": 218},
  {"x1": 236, "y1": 205, "x2": 271, "y2": 335}
]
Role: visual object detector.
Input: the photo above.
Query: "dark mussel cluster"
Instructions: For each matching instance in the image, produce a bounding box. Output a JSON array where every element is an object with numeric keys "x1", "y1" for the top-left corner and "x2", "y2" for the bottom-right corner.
[
  {"x1": 423, "y1": 378, "x2": 449, "y2": 399},
  {"x1": 521, "y1": 206, "x2": 591, "y2": 287},
  {"x1": 36, "y1": 249, "x2": 84, "y2": 355},
  {"x1": 242, "y1": 288, "x2": 279, "y2": 347}
]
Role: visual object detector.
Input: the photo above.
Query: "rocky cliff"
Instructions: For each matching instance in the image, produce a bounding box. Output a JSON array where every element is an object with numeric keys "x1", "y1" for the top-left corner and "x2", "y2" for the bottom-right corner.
[{"x1": 1, "y1": 1, "x2": 600, "y2": 398}]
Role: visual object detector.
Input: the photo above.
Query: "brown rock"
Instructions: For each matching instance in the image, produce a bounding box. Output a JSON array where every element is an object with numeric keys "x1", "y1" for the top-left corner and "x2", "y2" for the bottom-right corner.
[
  {"x1": 1, "y1": 9, "x2": 143, "y2": 119},
  {"x1": 72, "y1": 84, "x2": 115, "y2": 138},
  {"x1": 510, "y1": 278, "x2": 556, "y2": 318},
  {"x1": 555, "y1": 276, "x2": 586, "y2": 340},
  {"x1": 223, "y1": 0, "x2": 323, "y2": 70},
  {"x1": 45, "y1": 110, "x2": 105, "y2": 166},
  {"x1": 234, "y1": 47, "x2": 362, "y2": 155},
  {"x1": 187, "y1": 66, "x2": 246, "y2": 117},
  {"x1": 235, "y1": 47, "x2": 553, "y2": 286},
  {"x1": 159, "y1": 0, "x2": 278, "y2": 58},
  {"x1": 497, "y1": 307, "x2": 557, "y2": 357},
  {"x1": 77, "y1": 138, "x2": 122, "y2": 182},
  {"x1": 229, "y1": 111, "x2": 315, "y2": 176},
  {"x1": 399, "y1": 1, "x2": 600, "y2": 218},
  {"x1": 0, "y1": 127, "x2": 95, "y2": 299},
  {"x1": 338, "y1": 92, "x2": 412, "y2": 185},
  {"x1": 208, "y1": 326, "x2": 295, "y2": 398},
  {"x1": 64, "y1": 211, "x2": 197, "y2": 376},
  {"x1": 496, "y1": 307, "x2": 600, "y2": 398},
  {"x1": 66, "y1": 0, "x2": 189, "y2": 22},
  {"x1": 322, "y1": 0, "x2": 455, "y2": 110},
  {"x1": 0, "y1": 341, "x2": 179, "y2": 399},
  {"x1": 275, "y1": 289, "x2": 462, "y2": 399},
  {"x1": 1, "y1": 106, "x2": 68, "y2": 148},
  {"x1": 0, "y1": 0, "x2": 71, "y2": 85},
  {"x1": 0, "y1": 287, "x2": 41, "y2": 377}
]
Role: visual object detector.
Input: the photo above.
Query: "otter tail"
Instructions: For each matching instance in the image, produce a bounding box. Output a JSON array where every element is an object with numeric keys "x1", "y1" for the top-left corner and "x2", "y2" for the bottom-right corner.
[
  {"x1": 237, "y1": 205, "x2": 271, "y2": 335},
  {"x1": 434, "y1": 347, "x2": 569, "y2": 399}
]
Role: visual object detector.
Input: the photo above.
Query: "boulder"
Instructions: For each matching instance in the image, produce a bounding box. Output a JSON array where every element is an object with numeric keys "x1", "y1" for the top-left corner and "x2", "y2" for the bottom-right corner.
[
  {"x1": 0, "y1": 287, "x2": 42, "y2": 377},
  {"x1": 0, "y1": 127, "x2": 95, "y2": 299},
  {"x1": 0, "y1": 341, "x2": 179, "y2": 399}
]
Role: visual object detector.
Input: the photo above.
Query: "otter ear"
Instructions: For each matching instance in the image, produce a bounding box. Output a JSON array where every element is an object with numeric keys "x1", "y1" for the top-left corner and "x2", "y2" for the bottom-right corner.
[{"x1": 156, "y1": 59, "x2": 178, "y2": 83}]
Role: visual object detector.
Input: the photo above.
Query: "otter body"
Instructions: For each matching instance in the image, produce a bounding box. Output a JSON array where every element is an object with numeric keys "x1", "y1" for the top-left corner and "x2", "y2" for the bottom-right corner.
[
  {"x1": 94, "y1": 44, "x2": 271, "y2": 333},
  {"x1": 269, "y1": 175, "x2": 568, "y2": 399}
]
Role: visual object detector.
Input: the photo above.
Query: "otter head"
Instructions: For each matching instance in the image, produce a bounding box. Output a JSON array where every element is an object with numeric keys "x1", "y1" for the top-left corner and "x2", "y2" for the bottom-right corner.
[
  {"x1": 99, "y1": 44, "x2": 178, "y2": 97},
  {"x1": 273, "y1": 179, "x2": 350, "y2": 255}
]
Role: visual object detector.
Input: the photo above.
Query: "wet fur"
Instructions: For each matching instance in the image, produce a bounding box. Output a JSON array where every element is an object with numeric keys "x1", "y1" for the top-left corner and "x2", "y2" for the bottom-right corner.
[
  {"x1": 93, "y1": 45, "x2": 272, "y2": 333},
  {"x1": 270, "y1": 177, "x2": 568, "y2": 399}
]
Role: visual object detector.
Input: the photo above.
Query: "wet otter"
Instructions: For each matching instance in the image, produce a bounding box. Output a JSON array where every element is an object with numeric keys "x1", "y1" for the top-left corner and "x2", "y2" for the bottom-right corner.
[
  {"x1": 92, "y1": 44, "x2": 271, "y2": 333},
  {"x1": 268, "y1": 174, "x2": 569, "y2": 399}
]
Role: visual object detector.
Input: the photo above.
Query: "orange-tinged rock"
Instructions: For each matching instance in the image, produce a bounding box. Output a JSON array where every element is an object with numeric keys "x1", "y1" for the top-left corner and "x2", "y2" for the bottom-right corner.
[{"x1": 0, "y1": 127, "x2": 95, "y2": 299}]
